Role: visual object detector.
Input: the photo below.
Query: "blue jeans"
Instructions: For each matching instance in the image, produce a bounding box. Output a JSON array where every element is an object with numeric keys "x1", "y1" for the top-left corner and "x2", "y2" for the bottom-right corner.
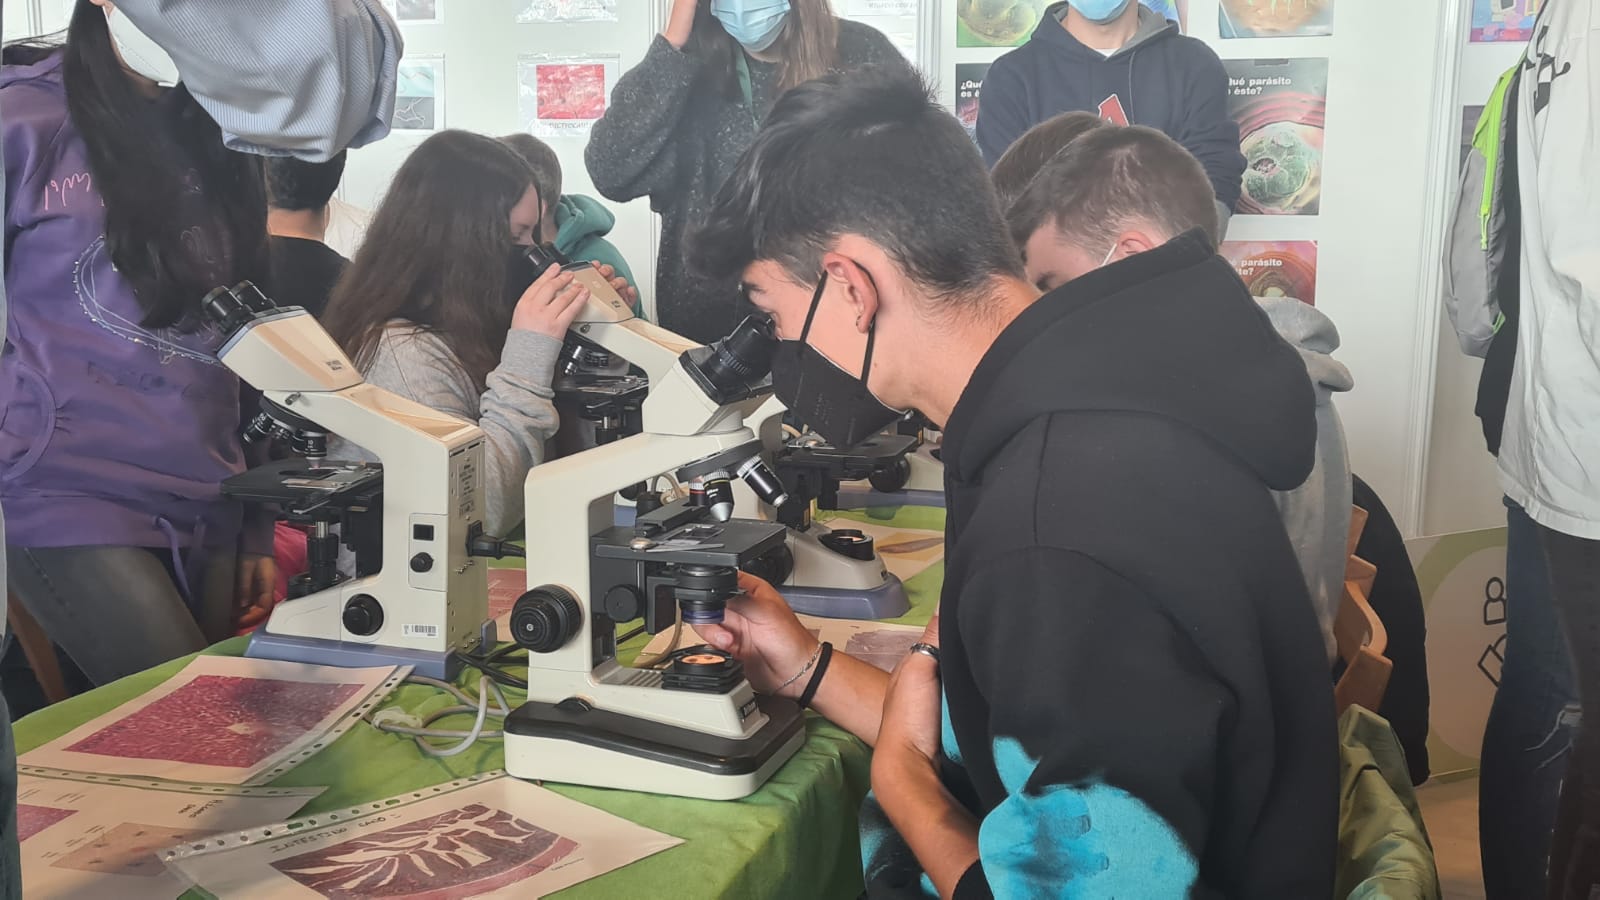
[{"x1": 1480, "y1": 499, "x2": 1579, "y2": 899}]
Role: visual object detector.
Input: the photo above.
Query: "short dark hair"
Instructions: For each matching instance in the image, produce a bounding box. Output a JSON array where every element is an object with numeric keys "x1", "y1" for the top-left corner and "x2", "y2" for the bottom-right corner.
[
  {"x1": 500, "y1": 133, "x2": 562, "y2": 203},
  {"x1": 1006, "y1": 125, "x2": 1220, "y2": 257},
  {"x1": 265, "y1": 152, "x2": 347, "y2": 212},
  {"x1": 990, "y1": 112, "x2": 1107, "y2": 211},
  {"x1": 691, "y1": 65, "x2": 1023, "y2": 307}
]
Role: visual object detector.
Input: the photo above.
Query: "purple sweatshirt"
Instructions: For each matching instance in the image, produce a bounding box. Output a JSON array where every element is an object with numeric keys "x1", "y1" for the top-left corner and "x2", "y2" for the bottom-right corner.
[{"x1": 0, "y1": 52, "x2": 270, "y2": 557}]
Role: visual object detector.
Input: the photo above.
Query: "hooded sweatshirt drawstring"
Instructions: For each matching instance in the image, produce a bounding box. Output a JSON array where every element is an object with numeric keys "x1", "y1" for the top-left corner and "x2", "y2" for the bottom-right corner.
[{"x1": 154, "y1": 515, "x2": 208, "y2": 612}]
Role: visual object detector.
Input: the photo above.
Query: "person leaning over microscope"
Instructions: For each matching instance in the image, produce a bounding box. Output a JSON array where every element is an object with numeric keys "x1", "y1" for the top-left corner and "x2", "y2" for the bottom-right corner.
[{"x1": 688, "y1": 65, "x2": 1336, "y2": 898}]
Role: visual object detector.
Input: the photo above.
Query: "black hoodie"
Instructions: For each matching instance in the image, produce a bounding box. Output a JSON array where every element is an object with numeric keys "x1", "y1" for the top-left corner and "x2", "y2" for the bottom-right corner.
[
  {"x1": 975, "y1": 4, "x2": 1245, "y2": 210},
  {"x1": 861, "y1": 232, "x2": 1338, "y2": 898}
]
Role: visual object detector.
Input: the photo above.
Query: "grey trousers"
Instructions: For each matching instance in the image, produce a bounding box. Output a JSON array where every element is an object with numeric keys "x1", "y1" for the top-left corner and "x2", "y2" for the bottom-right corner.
[{"x1": 5, "y1": 545, "x2": 236, "y2": 688}]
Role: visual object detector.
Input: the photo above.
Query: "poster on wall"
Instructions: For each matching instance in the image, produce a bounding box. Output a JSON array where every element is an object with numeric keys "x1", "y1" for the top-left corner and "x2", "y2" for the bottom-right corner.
[
  {"x1": 517, "y1": 54, "x2": 621, "y2": 140},
  {"x1": 955, "y1": 63, "x2": 989, "y2": 142},
  {"x1": 394, "y1": 57, "x2": 444, "y2": 133},
  {"x1": 1461, "y1": 105, "x2": 1484, "y2": 166},
  {"x1": 1407, "y1": 527, "x2": 1509, "y2": 776},
  {"x1": 516, "y1": 0, "x2": 617, "y2": 24},
  {"x1": 1225, "y1": 58, "x2": 1328, "y2": 216},
  {"x1": 957, "y1": 0, "x2": 1183, "y2": 47},
  {"x1": 1218, "y1": 241, "x2": 1318, "y2": 305},
  {"x1": 380, "y1": 0, "x2": 442, "y2": 24},
  {"x1": 1218, "y1": 0, "x2": 1333, "y2": 38},
  {"x1": 1471, "y1": 0, "x2": 1539, "y2": 44}
]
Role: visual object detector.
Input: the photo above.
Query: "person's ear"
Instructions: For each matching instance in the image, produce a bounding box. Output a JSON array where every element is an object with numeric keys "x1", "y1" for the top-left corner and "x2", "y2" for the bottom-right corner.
[
  {"x1": 820, "y1": 251, "x2": 880, "y2": 334},
  {"x1": 1118, "y1": 227, "x2": 1166, "y2": 257}
]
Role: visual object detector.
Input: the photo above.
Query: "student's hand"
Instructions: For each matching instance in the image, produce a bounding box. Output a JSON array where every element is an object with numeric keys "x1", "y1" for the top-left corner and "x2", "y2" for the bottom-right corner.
[
  {"x1": 234, "y1": 553, "x2": 278, "y2": 632},
  {"x1": 590, "y1": 262, "x2": 640, "y2": 308},
  {"x1": 874, "y1": 614, "x2": 943, "y2": 772},
  {"x1": 664, "y1": 0, "x2": 698, "y2": 49},
  {"x1": 512, "y1": 263, "x2": 590, "y2": 338},
  {"x1": 698, "y1": 572, "x2": 821, "y2": 699}
]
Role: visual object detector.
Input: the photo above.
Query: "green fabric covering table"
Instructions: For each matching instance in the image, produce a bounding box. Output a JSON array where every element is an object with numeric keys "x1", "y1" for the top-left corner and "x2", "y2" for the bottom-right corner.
[{"x1": 13, "y1": 505, "x2": 946, "y2": 900}]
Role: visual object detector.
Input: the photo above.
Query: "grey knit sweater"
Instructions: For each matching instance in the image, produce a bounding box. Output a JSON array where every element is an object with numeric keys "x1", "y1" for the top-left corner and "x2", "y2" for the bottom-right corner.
[
  {"x1": 585, "y1": 24, "x2": 909, "y2": 343},
  {"x1": 327, "y1": 324, "x2": 562, "y2": 537}
]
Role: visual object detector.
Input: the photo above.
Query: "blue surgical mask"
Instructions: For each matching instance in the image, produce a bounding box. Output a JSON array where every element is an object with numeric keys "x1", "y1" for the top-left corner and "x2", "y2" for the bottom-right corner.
[
  {"x1": 711, "y1": 0, "x2": 791, "y2": 53},
  {"x1": 1067, "y1": 0, "x2": 1134, "y2": 25}
]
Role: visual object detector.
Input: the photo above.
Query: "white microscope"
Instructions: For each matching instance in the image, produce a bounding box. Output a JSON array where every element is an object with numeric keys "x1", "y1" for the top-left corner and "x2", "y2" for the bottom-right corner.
[
  {"x1": 206, "y1": 282, "x2": 502, "y2": 679},
  {"x1": 502, "y1": 271, "x2": 805, "y2": 801}
]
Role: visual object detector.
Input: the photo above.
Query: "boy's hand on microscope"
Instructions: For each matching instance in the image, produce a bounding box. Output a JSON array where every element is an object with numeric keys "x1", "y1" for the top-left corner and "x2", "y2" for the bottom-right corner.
[
  {"x1": 590, "y1": 262, "x2": 639, "y2": 307},
  {"x1": 699, "y1": 571, "x2": 821, "y2": 700},
  {"x1": 512, "y1": 263, "x2": 590, "y2": 338}
]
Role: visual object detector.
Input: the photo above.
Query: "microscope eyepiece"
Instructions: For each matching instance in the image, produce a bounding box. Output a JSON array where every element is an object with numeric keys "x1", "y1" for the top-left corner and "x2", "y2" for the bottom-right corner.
[
  {"x1": 204, "y1": 281, "x2": 278, "y2": 338},
  {"x1": 682, "y1": 315, "x2": 778, "y2": 405}
]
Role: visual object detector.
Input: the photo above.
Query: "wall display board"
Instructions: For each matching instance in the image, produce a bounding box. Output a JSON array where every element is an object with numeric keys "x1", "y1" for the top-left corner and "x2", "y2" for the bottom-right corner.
[
  {"x1": 1225, "y1": 57, "x2": 1328, "y2": 216},
  {"x1": 955, "y1": 62, "x2": 989, "y2": 140},
  {"x1": 1471, "y1": 0, "x2": 1538, "y2": 44},
  {"x1": 1218, "y1": 0, "x2": 1333, "y2": 39},
  {"x1": 1219, "y1": 240, "x2": 1318, "y2": 305}
]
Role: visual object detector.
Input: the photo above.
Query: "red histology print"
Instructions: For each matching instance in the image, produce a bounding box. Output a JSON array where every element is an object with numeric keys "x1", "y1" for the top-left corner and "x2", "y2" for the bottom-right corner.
[
  {"x1": 66, "y1": 675, "x2": 362, "y2": 768},
  {"x1": 272, "y1": 803, "x2": 578, "y2": 899},
  {"x1": 17, "y1": 804, "x2": 75, "y2": 842},
  {"x1": 535, "y1": 65, "x2": 606, "y2": 120},
  {"x1": 487, "y1": 570, "x2": 521, "y2": 624}
]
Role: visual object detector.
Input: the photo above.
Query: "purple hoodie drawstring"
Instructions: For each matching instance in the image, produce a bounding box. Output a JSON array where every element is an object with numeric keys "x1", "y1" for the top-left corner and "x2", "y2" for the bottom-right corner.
[{"x1": 153, "y1": 515, "x2": 208, "y2": 612}]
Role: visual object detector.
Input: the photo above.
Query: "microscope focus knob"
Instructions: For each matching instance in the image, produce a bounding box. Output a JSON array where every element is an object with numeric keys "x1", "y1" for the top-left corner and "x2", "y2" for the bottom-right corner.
[
  {"x1": 511, "y1": 586, "x2": 582, "y2": 653},
  {"x1": 342, "y1": 594, "x2": 384, "y2": 637}
]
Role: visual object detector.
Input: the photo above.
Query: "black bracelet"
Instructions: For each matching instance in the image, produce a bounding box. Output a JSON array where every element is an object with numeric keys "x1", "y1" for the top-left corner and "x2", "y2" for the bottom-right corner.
[{"x1": 796, "y1": 642, "x2": 833, "y2": 710}]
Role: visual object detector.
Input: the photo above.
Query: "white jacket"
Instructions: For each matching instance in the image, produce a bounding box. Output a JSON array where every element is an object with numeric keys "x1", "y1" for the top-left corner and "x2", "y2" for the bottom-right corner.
[{"x1": 1500, "y1": 0, "x2": 1600, "y2": 539}]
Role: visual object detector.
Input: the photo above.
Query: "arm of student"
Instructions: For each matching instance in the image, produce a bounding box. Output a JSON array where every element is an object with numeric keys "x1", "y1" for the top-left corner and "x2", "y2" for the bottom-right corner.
[
  {"x1": 584, "y1": 36, "x2": 704, "y2": 203},
  {"x1": 1176, "y1": 49, "x2": 1246, "y2": 213},
  {"x1": 973, "y1": 61, "x2": 1030, "y2": 168},
  {"x1": 953, "y1": 550, "x2": 1225, "y2": 896},
  {"x1": 374, "y1": 330, "x2": 562, "y2": 537},
  {"x1": 115, "y1": 0, "x2": 402, "y2": 160},
  {"x1": 698, "y1": 572, "x2": 892, "y2": 744},
  {"x1": 1535, "y1": 23, "x2": 1600, "y2": 370}
]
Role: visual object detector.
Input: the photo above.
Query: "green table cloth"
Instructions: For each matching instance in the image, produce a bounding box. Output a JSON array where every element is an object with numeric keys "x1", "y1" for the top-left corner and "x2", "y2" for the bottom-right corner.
[{"x1": 14, "y1": 505, "x2": 945, "y2": 900}]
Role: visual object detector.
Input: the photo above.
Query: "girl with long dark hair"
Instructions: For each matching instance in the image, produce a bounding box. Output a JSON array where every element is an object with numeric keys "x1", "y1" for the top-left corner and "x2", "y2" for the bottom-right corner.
[
  {"x1": 320, "y1": 130, "x2": 612, "y2": 536},
  {"x1": 585, "y1": 0, "x2": 910, "y2": 343},
  {"x1": 1, "y1": 0, "x2": 275, "y2": 685}
]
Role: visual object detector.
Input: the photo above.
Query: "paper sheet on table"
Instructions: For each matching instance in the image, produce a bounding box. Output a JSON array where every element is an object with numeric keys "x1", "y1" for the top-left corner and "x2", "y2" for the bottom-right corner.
[
  {"x1": 812, "y1": 515, "x2": 945, "y2": 583},
  {"x1": 22, "y1": 656, "x2": 408, "y2": 785},
  {"x1": 17, "y1": 767, "x2": 325, "y2": 900},
  {"x1": 163, "y1": 772, "x2": 683, "y2": 898},
  {"x1": 643, "y1": 614, "x2": 926, "y2": 673}
]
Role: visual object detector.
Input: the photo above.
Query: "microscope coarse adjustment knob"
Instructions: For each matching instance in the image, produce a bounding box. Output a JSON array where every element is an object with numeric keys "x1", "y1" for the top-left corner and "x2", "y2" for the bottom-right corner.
[
  {"x1": 511, "y1": 586, "x2": 582, "y2": 653},
  {"x1": 342, "y1": 594, "x2": 384, "y2": 636},
  {"x1": 410, "y1": 552, "x2": 433, "y2": 573}
]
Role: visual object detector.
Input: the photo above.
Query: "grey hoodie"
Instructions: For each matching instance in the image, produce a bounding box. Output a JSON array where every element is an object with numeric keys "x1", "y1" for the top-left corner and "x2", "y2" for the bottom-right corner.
[{"x1": 1260, "y1": 297, "x2": 1354, "y2": 665}]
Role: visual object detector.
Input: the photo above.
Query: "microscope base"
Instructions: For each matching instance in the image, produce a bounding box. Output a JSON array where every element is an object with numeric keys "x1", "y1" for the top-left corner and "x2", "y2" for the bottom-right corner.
[
  {"x1": 780, "y1": 576, "x2": 908, "y2": 620},
  {"x1": 503, "y1": 694, "x2": 806, "y2": 801},
  {"x1": 245, "y1": 630, "x2": 482, "y2": 680}
]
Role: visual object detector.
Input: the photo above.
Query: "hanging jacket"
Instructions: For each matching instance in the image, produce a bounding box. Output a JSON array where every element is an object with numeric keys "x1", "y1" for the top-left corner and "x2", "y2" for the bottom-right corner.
[
  {"x1": 1500, "y1": 1, "x2": 1600, "y2": 539},
  {"x1": 1443, "y1": 64, "x2": 1524, "y2": 458},
  {"x1": 0, "y1": 52, "x2": 269, "y2": 558}
]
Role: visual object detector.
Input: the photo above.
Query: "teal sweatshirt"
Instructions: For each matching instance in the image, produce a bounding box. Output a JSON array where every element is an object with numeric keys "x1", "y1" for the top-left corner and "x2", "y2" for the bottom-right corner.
[{"x1": 551, "y1": 194, "x2": 644, "y2": 319}]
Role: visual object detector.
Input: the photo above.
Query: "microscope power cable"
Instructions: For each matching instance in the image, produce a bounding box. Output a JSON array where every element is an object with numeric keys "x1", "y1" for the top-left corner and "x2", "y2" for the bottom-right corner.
[{"x1": 370, "y1": 673, "x2": 515, "y2": 758}]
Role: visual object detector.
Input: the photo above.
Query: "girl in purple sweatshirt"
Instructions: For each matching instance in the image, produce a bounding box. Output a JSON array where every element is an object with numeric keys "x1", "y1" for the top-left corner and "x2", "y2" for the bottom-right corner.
[{"x1": 0, "y1": 2, "x2": 274, "y2": 686}]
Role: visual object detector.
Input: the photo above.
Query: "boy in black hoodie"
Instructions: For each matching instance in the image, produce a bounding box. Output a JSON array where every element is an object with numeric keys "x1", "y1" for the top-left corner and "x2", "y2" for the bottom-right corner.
[
  {"x1": 975, "y1": 1, "x2": 1243, "y2": 230},
  {"x1": 690, "y1": 66, "x2": 1336, "y2": 898}
]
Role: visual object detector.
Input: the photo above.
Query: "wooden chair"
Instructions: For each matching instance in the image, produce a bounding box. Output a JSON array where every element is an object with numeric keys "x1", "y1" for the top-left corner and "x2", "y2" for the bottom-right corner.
[
  {"x1": 6, "y1": 591, "x2": 72, "y2": 705},
  {"x1": 1334, "y1": 504, "x2": 1393, "y2": 714}
]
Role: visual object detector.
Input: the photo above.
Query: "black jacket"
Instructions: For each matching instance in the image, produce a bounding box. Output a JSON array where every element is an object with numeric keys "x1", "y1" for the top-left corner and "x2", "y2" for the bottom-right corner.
[{"x1": 866, "y1": 232, "x2": 1338, "y2": 898}]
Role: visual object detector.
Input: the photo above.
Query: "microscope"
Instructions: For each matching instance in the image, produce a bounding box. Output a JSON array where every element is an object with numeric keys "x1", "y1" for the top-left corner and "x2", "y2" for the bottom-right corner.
[
  {"x1": 502, "y1": 270, "x2": 805, "y2": 801},
  {"x1": 733, "y1": 398, "x2": 915, "y2": 620},
  {"x1": 206, "y1": 283, "x2": 501, "y2": 679}
]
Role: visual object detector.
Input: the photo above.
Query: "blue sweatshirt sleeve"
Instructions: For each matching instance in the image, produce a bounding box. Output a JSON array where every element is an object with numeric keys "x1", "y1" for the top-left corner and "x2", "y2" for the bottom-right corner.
[
  {"x1": 954, "y1": 549, "x2": 1226, "y2": 896},
  {"x1": 1172, "y1": 45, "x2": 1245, "y2": 211},
  {"x1": 974, "y1": 58, "x2": 1031, "y2": 168}
]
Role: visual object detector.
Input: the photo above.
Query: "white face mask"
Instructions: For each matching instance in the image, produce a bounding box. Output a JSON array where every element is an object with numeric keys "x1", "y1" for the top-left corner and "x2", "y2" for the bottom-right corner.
[
  {"x1": 1100, "y1": 241, "x2": 1120, "y2": 267},
  {"x1": 104, "y1": 7, "x2": 180, "y2": 87}
]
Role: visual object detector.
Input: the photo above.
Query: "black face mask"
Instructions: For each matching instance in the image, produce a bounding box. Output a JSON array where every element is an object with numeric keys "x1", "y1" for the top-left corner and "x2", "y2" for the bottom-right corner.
[{"x1": 769, "y1": 274, "x2": 902, "y2": 449}]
